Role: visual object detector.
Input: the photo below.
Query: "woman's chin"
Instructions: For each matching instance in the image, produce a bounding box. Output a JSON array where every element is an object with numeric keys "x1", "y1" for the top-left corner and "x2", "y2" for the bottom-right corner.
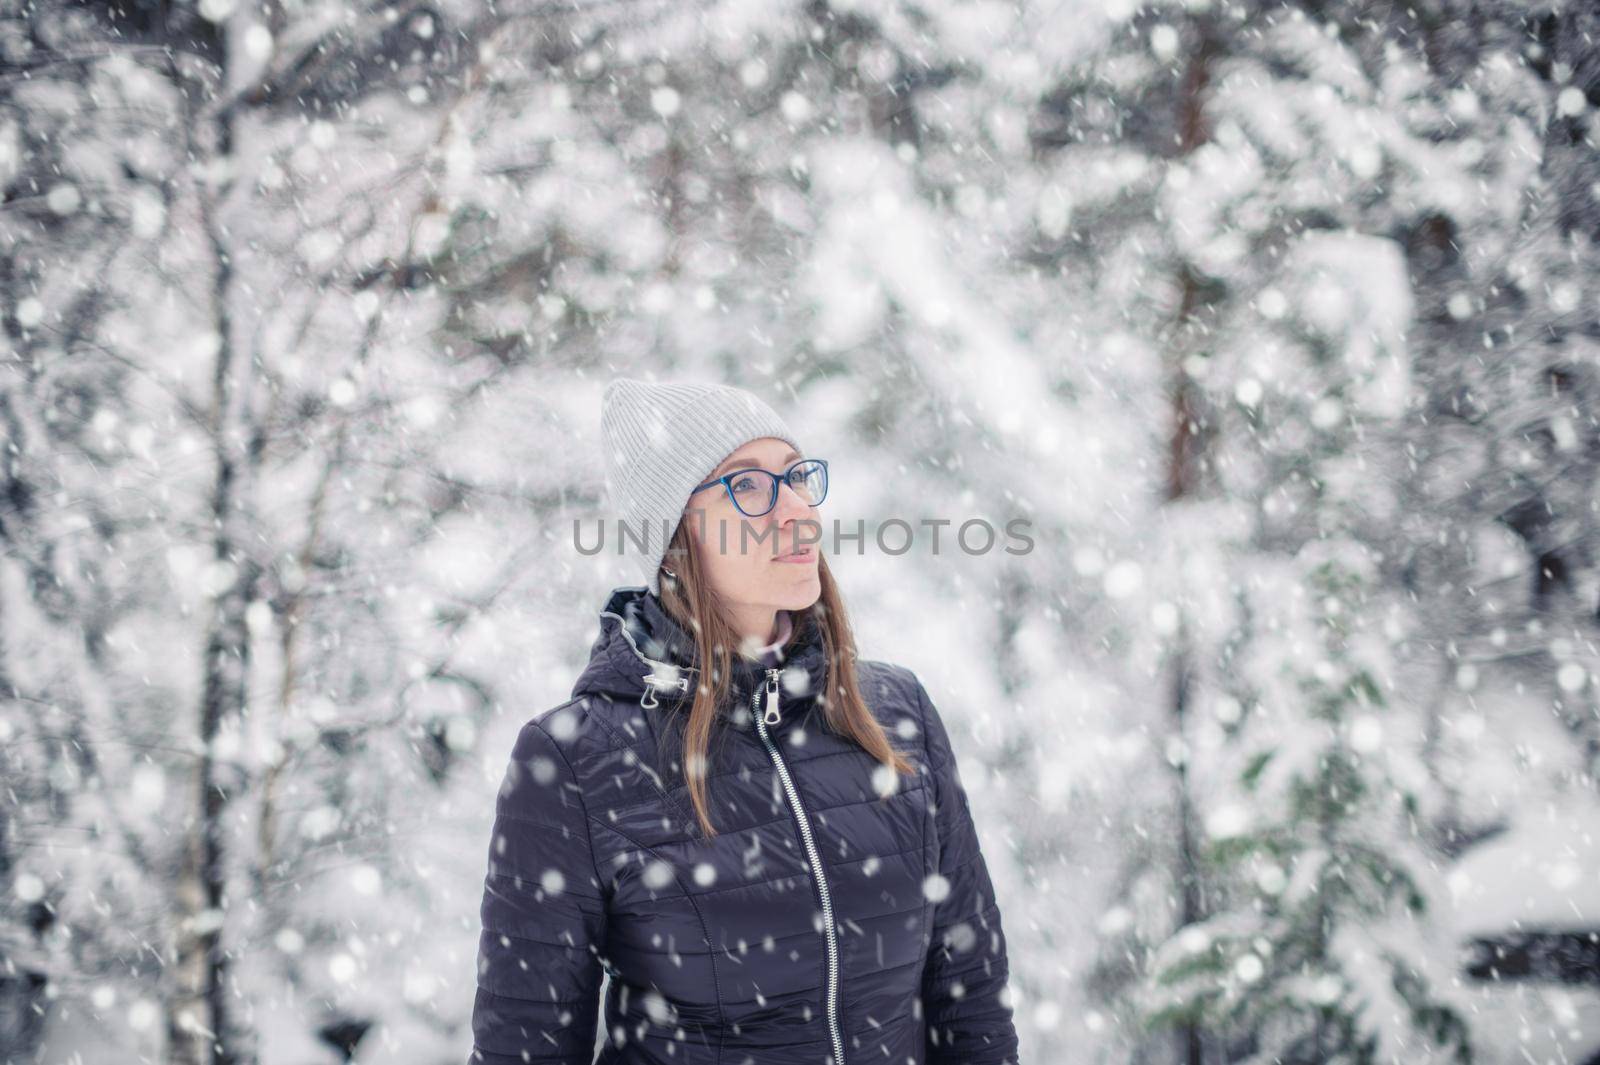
[{"x1": 772, "y1": 570, "x2": 821, "y2": 608}]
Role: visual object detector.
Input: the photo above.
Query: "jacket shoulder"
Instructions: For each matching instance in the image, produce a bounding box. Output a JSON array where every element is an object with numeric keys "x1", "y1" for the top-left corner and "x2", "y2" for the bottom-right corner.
[
  {"x1": 853, "y1": 658, "x2": 929, "y2": 756},
  {"x1": 855, "y1": 658, "x2": 924, "y2": 709},
  {"x1": 519, "y1": 693, "x2": 624, "y2": 778}
]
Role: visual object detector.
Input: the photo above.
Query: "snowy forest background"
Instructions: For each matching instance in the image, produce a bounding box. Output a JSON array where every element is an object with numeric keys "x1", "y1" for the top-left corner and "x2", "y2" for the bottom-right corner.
[{"x1": 4, "y1": 0, "x2": 1600, "y2": 1062}]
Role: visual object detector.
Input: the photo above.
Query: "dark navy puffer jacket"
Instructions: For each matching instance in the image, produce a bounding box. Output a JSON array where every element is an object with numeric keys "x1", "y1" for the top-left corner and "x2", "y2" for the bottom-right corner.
[{"x1": 468, "y1": 587, "x2": 1020, "y2": 1065}]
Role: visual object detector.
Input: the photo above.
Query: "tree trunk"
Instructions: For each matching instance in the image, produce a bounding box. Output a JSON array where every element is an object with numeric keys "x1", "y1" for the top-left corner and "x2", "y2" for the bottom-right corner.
[{"x1": 167, "y1": 43, "x2": 259, "y2": 1064}]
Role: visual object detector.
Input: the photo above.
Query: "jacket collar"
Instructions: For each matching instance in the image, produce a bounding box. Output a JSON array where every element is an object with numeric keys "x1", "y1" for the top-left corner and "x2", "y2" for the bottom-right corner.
[{"x1": 571, "y1": 586, "x2": 830, "y2": 719}]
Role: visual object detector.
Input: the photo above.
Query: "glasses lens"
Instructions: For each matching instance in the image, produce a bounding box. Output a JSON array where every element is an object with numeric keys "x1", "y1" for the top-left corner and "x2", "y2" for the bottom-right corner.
[
  {"x1": 789, "y1": 460, "x2": 827, "y2": 505},
  {"x1": 727, "y1": 470, "x2": 779, "y2": 517}
]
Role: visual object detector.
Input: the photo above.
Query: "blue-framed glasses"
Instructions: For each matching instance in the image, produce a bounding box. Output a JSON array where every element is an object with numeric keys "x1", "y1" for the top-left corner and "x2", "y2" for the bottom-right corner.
[{"x1": 689, "y1": 458, "x2": 829, "y2": 518}]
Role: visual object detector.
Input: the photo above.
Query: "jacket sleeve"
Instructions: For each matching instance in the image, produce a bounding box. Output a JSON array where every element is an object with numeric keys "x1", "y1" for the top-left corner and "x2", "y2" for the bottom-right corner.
[
  {"x1": 915, "y1": 677, "x2": 1022, "y2": 1065},
  {"x1": 469, "y1": 716, "x2": 608, "y2": 1065}
]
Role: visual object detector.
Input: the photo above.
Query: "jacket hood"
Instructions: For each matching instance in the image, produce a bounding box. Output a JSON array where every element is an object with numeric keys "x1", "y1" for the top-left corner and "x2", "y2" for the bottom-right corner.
[{"x1": 571, "y1": 586, "x2": 830, "y2": 717}]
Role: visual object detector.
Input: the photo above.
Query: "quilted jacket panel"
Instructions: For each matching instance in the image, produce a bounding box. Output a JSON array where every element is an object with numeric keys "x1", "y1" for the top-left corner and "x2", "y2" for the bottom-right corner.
[{"x1": 468, "y1": 586, "x2": 1020, "y2": 1065}]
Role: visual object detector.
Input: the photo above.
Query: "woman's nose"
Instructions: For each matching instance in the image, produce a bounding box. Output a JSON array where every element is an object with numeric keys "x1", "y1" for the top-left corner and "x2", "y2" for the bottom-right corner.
[{"x1": 771, "y1": 479, "x2": 815, "y2": 521}]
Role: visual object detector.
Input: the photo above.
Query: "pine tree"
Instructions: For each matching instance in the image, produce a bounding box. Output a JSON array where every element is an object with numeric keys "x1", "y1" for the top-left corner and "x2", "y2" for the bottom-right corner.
[{"x1": 1143, "y1": 541, "x2": 1474, "y2": 1064}]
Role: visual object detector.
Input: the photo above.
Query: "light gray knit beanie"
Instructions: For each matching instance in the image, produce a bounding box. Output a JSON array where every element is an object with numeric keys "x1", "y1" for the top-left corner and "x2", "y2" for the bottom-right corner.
[{"x1": 600, "y1": 377, "x2": 801, "y2": 596}]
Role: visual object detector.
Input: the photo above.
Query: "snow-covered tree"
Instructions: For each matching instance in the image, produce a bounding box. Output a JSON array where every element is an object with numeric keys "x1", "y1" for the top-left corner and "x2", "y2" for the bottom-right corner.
[{"x1": 1143, "y1": 541, "x2": 1473, "y2": 1064}]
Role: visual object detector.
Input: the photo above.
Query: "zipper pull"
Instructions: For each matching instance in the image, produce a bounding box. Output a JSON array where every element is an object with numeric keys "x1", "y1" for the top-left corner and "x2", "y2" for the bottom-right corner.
[{"x1": 762, "y1": 668, "x2": 782, "y2": 726}]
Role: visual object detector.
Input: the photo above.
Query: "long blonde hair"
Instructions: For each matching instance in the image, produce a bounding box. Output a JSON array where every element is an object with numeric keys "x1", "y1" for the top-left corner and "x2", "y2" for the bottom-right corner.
[{"x1": 656, "y1": 519, "x2": 917, "y2": 837}]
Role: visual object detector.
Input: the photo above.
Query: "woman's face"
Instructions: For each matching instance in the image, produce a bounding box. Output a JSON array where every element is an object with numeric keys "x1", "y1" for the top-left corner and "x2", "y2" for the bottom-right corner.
[{"x1": 680, "y1": 436, "x2": 822, "y2": 624}]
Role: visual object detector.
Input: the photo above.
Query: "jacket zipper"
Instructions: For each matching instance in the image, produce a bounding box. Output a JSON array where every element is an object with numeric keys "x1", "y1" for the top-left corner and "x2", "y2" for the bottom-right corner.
[{"x1": 751, "y1": 667, "x2": 845, "y2": 1065}]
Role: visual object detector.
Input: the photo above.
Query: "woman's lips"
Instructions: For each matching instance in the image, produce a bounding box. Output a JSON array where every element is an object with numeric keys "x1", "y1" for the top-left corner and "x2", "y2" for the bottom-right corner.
[{"x1": 774, "y1": 547, "x2": 816, "y2": 563}]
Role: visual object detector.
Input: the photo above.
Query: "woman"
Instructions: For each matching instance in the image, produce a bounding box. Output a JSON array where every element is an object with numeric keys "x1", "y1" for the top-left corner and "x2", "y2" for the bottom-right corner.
[{"x1": 467, "y1": 378, "x2": 1021, "y2": 1065}]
